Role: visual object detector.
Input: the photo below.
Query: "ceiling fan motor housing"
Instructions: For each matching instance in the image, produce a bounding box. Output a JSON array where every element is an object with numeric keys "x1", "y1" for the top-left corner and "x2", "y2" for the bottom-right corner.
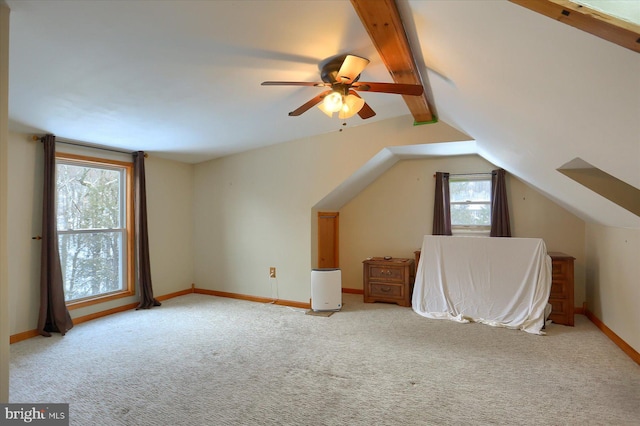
[{"x1": 320, "y1": 55, "x2": 361, "y2": 84}]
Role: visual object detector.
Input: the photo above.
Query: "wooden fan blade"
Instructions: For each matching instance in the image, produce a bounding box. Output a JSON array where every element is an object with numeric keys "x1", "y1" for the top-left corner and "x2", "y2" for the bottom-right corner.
[
  {"x1": 261, "y1": 81, "x2": 328, "y2": 87},
  {"x1": 337, "y1": 55, "x2": 370, "y2": 83},
  {"x1": 348, "y1": 90, "x2": 376, "y2": 119},
  {"x1": 288, "y1": 90, "x2": 332, "y2": 116},
  {"x1": 352, "y1": 82, "x2": 424, "y2": 96},
  {"x1": 357, "y1": 102, "x2": 376, "y2": 119}
]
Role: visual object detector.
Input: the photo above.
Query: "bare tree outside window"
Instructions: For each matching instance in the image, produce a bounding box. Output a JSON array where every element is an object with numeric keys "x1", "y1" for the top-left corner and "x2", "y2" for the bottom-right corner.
[
  {"x1": 56, "y1": 158, "x2": 128, "y2": 303},
  {"x1": 450, "y1": 178, "x2": 492, "y2": 229}
]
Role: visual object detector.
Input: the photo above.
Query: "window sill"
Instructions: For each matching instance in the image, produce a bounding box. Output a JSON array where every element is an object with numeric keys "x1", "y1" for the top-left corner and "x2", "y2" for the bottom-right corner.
[
  {"x1": 66, "y1": 289, "x2": 135, "y2": 310},
  {"x1": 452, "y1": 228, "x2": 490, "y2": 237}
]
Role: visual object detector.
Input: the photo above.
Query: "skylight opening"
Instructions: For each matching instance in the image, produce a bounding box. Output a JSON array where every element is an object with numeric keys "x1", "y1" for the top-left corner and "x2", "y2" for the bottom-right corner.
[
  {"x1": 509, "y1": 0, "x2": 640, "y2": 53},
  {"x1": 570, "y1": 0, "x2": 640, "y2": 26},
  {"x1": 557, "y1": 158, "x2": 640, "y2": 217}
]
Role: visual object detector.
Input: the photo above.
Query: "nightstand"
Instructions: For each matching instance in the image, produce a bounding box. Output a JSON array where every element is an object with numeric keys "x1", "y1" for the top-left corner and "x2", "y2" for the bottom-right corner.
[{"x1": 363, "y1": 257, "x2": 415, "y2": 307}]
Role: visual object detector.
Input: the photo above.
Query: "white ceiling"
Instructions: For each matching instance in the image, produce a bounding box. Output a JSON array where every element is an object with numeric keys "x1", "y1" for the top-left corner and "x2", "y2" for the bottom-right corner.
[
  {"x1": 7, "y1": 0, "x2": 408, "y2": 162},
  {"x1": 6, "y1": 0, "x2": 640, "y2": 228}
]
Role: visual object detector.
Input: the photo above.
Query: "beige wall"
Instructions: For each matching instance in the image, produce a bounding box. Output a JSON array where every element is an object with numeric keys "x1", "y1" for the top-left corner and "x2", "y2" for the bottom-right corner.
[
  {"x1": 585, "y1": 224, "x2": 640, "y2": 352},
  {"x1": 7, "y1": 132, "x2": 42, "y2": 335},
  {"x1": 7, "y1": 131, "x2": 194, "y2": 335},
  {"x1": 508, "y1": 173, "x2": 586, "y2": 304},
  {"x1": 340, "y1": 156, "x2": 490, "y2": 288},
  {"x1": 339, "y1": 156, "x2": 587, "y2": 298},
  {"x1": 192, "y1": 117, "x2": 590, "y2": 307},
  {"x1": 141, "y1": 155, "x2": 195, "y2": 297},
  {"x1": 193, "y1": 116, "x2": 472, "y2": 303},
  {"x1": 1, "y1": 0, "x2": 10, "y2": 403}
]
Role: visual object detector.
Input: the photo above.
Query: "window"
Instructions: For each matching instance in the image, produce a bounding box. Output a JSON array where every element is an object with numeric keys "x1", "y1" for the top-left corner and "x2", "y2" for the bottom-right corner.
[
  {"x1": 56, "y1": 153, "x2": 134, "y2": 308},
  {"x1": 449, "y1": 175, "x2": 491, "y2": 231}
]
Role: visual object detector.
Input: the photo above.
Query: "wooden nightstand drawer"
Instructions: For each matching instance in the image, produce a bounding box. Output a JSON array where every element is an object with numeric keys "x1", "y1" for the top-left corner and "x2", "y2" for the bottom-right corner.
[
  {"x1": 369, "y1": 282, "x2": 404, "y2": 299},
  {"x1": 368, "y1": 266, "x2": 404, "y2": 282}
]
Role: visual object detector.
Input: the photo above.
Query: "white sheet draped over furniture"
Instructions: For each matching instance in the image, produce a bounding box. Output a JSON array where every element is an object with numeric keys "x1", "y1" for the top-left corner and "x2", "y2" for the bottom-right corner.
[{"x1": 412, "y1": 236, "x2": 552, "y2": 334}]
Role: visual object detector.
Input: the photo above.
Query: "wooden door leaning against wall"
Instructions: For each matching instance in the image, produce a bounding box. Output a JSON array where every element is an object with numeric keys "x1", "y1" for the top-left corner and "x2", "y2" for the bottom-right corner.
[{"x1": 318, "y1": 212, "x2": 339, "y2": 269}]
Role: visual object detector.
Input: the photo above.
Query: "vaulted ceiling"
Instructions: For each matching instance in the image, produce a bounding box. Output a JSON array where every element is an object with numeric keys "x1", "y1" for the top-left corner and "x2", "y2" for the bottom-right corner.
[{"x1": 6, "y1": 0, "x2": 640, "y2": 228}]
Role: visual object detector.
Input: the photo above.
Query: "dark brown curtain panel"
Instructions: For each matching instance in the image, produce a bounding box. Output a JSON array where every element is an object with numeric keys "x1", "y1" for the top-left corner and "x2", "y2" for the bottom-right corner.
[
  {"x1": 37, "y1": 134, "x2": 74, "y2": 337},
  {"x1": 490, "y1": 168, "x2": 512, "y2": 237},
  {"x1": 133, "y1": 151, "x2": 161, "y2": 310},
  {"x1": 432, "y1": 172, "x2": 452, "y2": 236}
]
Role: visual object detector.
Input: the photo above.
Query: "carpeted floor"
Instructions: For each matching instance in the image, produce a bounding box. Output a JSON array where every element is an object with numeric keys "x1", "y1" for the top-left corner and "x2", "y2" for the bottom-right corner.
[{"x1": 10, "y1": 293, "x2": 640, "y2": 425}]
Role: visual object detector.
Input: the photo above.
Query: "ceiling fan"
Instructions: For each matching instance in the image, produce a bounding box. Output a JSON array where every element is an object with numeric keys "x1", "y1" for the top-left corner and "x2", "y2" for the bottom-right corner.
[{"x1": 261, "y1": 54, "x2": 424, "y2": 120}]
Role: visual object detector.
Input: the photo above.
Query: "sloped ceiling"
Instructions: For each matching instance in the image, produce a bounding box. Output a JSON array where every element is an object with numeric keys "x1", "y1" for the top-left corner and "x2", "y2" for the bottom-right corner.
[
  {"x1": 6, "y1": 0, "x2": 639, "y2": 228},
  {"x1": 403, "y1": 0, "x2": 639, "y2": 229}
]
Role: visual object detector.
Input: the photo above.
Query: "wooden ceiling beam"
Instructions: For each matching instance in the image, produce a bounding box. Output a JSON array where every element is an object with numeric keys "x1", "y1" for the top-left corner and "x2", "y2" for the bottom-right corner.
[
  {"x1": 509, "y1": 0, "x2": 640, "y2": 53},
  {"x1": 350, "y1": 0, "x2": 435, "y2": 123}
]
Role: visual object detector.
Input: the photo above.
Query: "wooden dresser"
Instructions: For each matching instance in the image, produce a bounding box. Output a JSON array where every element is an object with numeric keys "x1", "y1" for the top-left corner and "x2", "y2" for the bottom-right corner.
[
  {"x1": 548, "y1": 252, "x2": 575, "y2": 326},
  {"x1": 363, "y1": 257, "x2": 415, "y2": 307}
]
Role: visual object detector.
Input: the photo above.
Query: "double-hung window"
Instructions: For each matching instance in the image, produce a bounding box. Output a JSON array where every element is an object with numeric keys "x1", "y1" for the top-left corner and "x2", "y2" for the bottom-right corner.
[
  {"x1": 449, "y1": 175, "x2": 492, "y2": 232},
  {"x1": 56, "y1": 153, "x2": 134, "y2": 308}
]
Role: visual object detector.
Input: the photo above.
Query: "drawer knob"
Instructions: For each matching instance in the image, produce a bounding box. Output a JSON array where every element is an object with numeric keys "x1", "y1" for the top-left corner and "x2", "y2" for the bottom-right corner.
[{"x1": 381, "y1": 286, "x2": 391, "y2": 292}]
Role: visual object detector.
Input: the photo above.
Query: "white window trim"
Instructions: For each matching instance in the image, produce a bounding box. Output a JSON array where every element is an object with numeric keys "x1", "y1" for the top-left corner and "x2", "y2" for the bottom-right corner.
[{"x1": 450, "y1": 174, "x2": 492, "y2": 235}]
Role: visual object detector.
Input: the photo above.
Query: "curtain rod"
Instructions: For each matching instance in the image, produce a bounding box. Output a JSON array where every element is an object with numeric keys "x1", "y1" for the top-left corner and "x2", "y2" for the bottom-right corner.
[
  {"x1": 433, "y1": 172, "x2": 495, "y2": 177},
  {"x1": 449, "y1": 172, "x2": 494, "y2": 176},
  {"x1": 32, "y1": 135, "x2": 147, "y2": 157}
]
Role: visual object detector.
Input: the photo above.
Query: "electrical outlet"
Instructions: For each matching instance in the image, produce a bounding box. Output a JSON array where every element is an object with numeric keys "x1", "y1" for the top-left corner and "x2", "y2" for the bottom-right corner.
[{"x1": 269, "y1": 267, "x2": 276, "y2": 278}]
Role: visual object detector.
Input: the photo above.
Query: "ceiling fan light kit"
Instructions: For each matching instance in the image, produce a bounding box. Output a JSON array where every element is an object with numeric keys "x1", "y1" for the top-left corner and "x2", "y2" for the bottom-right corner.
[
  {"x1": 340, "y1": 94, "x2": 365, "y2": 119},
  {"x1": 321, "y1": 91, "x2": 344, "y2": 113},
  {"x1": 318, "y1": 91, "x2": 365, "y2": 119},
  {"x1": 261, "y1": 54, "x2": 424, "y2": 120}
]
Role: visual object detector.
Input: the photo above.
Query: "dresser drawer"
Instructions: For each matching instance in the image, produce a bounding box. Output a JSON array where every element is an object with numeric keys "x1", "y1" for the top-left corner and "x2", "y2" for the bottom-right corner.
[
  {"x1": 369, "y1": 282, "x2": 404, "y2": 299},
  {"x1": 550, "y1": 279, "x2": 570, "y2": 299},
  {"x1": 549, "y1": 298, "x2": 569, "y2": 316},
  {"x1": 367, "y1": 265, "x2": 405, "y2": 282},
  {"x1": 548, "y1": 299, "x2": 572, "y2": 326},
  {"x1": 552, "y1": 260, "x2": 570, "y2": 280}
]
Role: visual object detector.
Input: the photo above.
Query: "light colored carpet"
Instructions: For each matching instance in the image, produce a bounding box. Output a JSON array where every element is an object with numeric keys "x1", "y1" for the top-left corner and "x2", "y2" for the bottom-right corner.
[
  {"x1": 305, "y1": 309, "x2": 335, "y2": 317},
  {"x1": 10, "y1": 293, "x2": 640, "y2": 425}
]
